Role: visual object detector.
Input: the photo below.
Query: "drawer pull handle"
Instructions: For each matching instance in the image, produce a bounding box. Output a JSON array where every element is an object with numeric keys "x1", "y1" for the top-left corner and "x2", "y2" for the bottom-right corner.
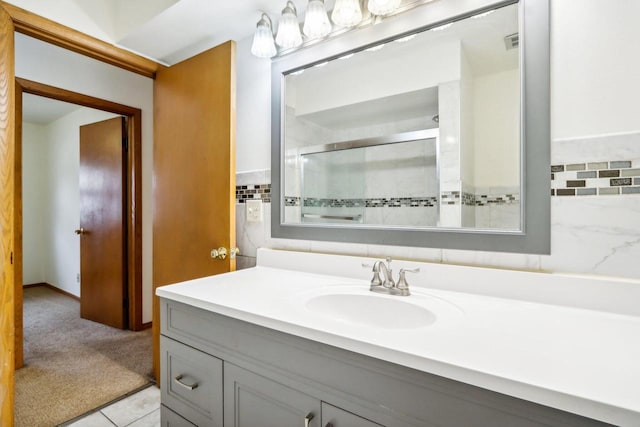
[
  {"x1": 304, "y1": 413, "x2": 314, "y2": 427},
  {"x1": 174, "y1": 374, "x2": 198, "y2": 390}
]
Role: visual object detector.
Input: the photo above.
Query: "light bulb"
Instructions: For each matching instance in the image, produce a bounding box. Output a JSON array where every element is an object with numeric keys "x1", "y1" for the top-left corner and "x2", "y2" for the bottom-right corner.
[
  {"x1": 303, "y1": 0, "x2": 332, "y2": 39},
  {"x1": 367, "y1": 0, "x2": 401, "y2": 16},
  {"x1": 331, "y1": 0, "x2": 362, "y2": 28},
  {"x1": 251, "y1": 14, "x2": 277, "y2": 58},
  {"x1": 276, "y1": 1, "x2": 303, "y2": 49}
]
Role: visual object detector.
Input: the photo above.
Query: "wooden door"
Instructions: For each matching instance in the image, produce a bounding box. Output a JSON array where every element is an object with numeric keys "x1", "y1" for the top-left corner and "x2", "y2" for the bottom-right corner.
[
  {"x1": 0, "y1": 6, "x2": 15, "y2": 426},
  {"x1": 153, "y1": 41, "x2": 236, "y2": 380},
  {"x1": 224, "y1": 364, "x2": 320, "y2": 427},
  {"x1": 79, "y1": 117, "x2": 127, "y2": 329}
]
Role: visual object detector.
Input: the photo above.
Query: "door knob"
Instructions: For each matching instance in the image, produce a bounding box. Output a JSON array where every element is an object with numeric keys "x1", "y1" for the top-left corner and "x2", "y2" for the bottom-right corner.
[
  {"x1": 211, "y1": 247, "x2": 240, "y2": 260},
  {"x1": 74, "y1": 228, "x2": 86, "y2": 235},
  {"x1": 230, "y1": 247, "x2": 240, "y2": 259},
  {"x1": 211, "y1": 247, "x2": 228, "y2": 260}
]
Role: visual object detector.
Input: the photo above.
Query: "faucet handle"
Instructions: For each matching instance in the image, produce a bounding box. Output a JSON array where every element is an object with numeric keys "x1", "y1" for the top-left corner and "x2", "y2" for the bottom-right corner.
[
  {"x1": 362, "y1": 263, "x2": 383, "y2": 290},
  {"x1": 393, "y1": 267, "x2": 420, "y2": 296}
]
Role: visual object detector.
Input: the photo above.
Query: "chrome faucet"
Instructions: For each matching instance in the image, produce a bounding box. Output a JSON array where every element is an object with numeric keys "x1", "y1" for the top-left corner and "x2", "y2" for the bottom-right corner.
[
  {"x1": 373, "y1": 257, "x2": 395, "y2": 290},
  {"x1": 363, "y1": 257, "x2": 419, "y2": 296}
]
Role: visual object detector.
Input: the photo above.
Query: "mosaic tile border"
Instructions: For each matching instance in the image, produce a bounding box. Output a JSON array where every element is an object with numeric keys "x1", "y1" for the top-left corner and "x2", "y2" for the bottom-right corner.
[
  {"x1": 284, "y1": 196, "x2": 299, "y2": 206},
  {"x1": 283, "y1": 196, "x2": 438, "y2": 208},
  {"x1": 551, "y1": 159, "x2": 640, "y2": 196},
  {"x1": 282, "y1": 193, "x2": 519, "y2": 207},
  {"x1": 238, "y1": 158, "x2": 639, "y2": 205},
  {"x1": 236, "y1": 184, "x2": 271, "y2": 203},
  {"x1": 474, "y1": 193, "x2": 520, "y2": 206},
  {"x1": 441, "y1": 191, "x2": 519, "y2": 206}
]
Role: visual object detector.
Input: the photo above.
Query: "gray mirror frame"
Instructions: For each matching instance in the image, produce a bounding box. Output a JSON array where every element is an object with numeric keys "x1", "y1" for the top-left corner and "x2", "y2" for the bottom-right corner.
[{"x1": 271, "y1": 0, "x2": 550, "y2": 254}]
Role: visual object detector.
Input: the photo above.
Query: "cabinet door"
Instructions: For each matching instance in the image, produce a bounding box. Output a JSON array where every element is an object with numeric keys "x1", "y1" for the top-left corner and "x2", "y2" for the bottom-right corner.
[
  {"x1": 224, "y1": 363, "x2": 321, "y2": 427},
  {"x1": 161, "y1": 336, "x2": 223, "y2": 426},
  {"x1": 161, "y1": 405, "x2": 196, "y2": 426},
  {"x1": 321, "y1": 402, "x2": 384, "y2": 427}
]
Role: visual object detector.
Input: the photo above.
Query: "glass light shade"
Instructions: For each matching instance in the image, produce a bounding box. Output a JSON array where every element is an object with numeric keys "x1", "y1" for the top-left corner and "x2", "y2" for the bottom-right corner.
[
  {"x1": 303, "y1": 0, "x2": 332, "y2": 39},
  {"x1": 367, "y1": 0, "x2": 401, "y2": 16},
  {"x1": 251, "y1": 14, "x2": 277, "y2": 58},
  {"x1": 276, "y1": 1, "x2": 303, "y2": 49},
  {"x1": 331, "y1": 0, "x2": 362, "y2": 28}
]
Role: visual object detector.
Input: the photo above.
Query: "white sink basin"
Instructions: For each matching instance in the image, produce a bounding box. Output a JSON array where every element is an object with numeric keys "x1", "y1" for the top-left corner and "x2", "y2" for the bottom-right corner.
[{"x1": 305, "y1": 293, "x2": 436, "y2": 329}]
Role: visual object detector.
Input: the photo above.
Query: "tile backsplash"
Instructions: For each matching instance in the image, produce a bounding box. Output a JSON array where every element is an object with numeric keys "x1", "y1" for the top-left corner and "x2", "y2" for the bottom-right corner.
[
  {"x1": 551, "y1": 159, "x2": 640, "y2": 196},
  {"x1": 235, "y1": 132, "x2": 640, "y2": 280}
]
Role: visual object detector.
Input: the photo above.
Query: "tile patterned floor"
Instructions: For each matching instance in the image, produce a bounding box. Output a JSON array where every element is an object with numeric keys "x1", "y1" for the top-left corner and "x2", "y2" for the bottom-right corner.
[{"x1": 64, "y1": 385, "x2": 160, "y2": 427}]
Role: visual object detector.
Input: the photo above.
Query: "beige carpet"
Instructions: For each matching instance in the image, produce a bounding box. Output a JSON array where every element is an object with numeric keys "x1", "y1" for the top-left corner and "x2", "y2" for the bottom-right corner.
[{"x1": 15, "y1": 286, "x2": 153, "y2": 426}]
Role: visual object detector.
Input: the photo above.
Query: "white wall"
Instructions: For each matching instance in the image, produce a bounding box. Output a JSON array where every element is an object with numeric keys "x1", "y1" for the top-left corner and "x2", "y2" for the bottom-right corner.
[
  {"x1": 16, "y1": 33, "x2": 154, "y2": 323},
  {"x1": 234, "y1": 0, "x2": 640, "y2": 281},
  {"x1": 551, "y1": 0, "x2": 640, "y2": 139},
  {"x1": 22, "y1": 122, "x2": 47, "y2": 285},
  {"x1": 236, "y1": 37, "x2": 271, "y2": 173},
  {"x1": 473, "y1": 68, "x2": 520, "y2": 188}
]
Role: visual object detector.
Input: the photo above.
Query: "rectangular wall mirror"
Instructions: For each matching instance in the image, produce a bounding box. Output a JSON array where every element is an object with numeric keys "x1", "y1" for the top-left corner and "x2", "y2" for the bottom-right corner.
[{"x1": 272, "y1": 0, "x2": 550, "y2": 254}]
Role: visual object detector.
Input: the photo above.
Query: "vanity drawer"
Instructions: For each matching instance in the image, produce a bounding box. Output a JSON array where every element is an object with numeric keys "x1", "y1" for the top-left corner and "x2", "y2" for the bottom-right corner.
[
  {"x1": 322, "y1": 402, "x2": 384, "y2": 427},
  {"x1": 160, "y1": 336, "x2": 223, "y2": 427},
  {"x1": 161, "y1": 405, "x2": 195, "y2": 426}
]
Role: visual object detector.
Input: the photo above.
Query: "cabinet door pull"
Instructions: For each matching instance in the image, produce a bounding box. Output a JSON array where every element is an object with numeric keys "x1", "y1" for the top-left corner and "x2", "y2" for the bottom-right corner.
[
  {"x1": 304, "y1": 413, "x2": 314, "y2": 427},
  {"x1": 174, "y1": 374, "x2": 198, "y2": 390}
]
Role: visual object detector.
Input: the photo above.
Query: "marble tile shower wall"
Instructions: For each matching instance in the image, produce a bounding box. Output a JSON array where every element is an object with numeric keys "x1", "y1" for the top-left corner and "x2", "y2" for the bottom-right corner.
[{"x1": 236, "y1": 132, "x2": 640, "y2": 279}]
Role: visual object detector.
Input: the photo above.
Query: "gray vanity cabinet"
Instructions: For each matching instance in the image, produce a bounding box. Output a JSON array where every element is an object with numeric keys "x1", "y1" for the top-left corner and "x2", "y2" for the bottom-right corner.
[
  {"x1": 161, "y1": 405, "x2": 196, "y2": 426},
  {"x1": 160, "y1": 298, "x2": 612, "y2": 427},
  {"x1": 322, "y1": 402, "x2": 384, "y2": 427},
  {"x1": 223, "y1": 363, "x2": 321, "y2": 427}
]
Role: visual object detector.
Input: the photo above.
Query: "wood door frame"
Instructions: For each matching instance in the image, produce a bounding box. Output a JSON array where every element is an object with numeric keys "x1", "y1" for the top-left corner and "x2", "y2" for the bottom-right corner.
[{"x1": 16, "y1": 78, "x2": 144, "y2": 335}]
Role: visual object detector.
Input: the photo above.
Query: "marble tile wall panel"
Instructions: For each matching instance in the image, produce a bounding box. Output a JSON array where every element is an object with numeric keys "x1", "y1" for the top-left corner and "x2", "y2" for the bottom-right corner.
[
  {"x1": 364, "y1": 139, "x2": 437, "y2": 198},
  {"x1": 438, "y1": 81, "x2": 462, "y2": 186}
]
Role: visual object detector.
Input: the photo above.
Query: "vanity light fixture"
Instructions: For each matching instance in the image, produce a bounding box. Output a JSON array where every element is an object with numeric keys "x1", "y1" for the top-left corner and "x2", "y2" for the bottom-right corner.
[
  {"x1": 275, "y1": 1, "x2": 303, "y2": 49},
  {"x1": 331, "y1": 0, "x2": 363, "y2": 28},
  {"x1": 250, "y1": 0, "x2": 460, "y2": 59},
  {"x1": 251, "y1": 13, "x2": 277, "y2": 58},
  {"x1": 303, "y1": 0, "x2": 332, "y2": 39},
  {"x1": 367, "y1": 0, "x2": 401, "y2": 16}
]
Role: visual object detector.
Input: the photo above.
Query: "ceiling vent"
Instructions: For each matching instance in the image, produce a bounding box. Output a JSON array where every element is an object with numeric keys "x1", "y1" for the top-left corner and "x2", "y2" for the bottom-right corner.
[{"x1": 504, "y1": 33, "x2": 519, "y2": 50}]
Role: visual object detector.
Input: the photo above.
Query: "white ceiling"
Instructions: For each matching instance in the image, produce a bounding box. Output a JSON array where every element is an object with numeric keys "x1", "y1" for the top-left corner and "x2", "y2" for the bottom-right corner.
[
  {"x1": 6, "y1": 0, "x2": 336, "y2": 65},
  {"x1": 22, "y1": 93, "x2": 82, "y2": 125},
  {"x1": 299, "y1": 87, "x2": 439, "y2": 129}
]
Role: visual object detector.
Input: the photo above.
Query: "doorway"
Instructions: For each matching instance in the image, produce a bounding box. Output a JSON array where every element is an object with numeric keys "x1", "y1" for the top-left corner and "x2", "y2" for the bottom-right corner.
[{"x1": 14, "y1": 78, "x2": 145, "y2": 369}]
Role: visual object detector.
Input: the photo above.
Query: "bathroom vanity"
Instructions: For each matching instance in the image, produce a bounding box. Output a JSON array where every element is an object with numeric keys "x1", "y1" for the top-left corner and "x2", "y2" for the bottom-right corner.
[{"x1": 157, "y1": 249, "x2": 640, "y2": 427}]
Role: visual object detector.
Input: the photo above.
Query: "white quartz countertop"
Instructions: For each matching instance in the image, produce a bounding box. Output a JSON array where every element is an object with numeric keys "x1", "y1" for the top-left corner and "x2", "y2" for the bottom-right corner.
[{"x1": 157, "y1": 265, "x2": 640, "y2": 426}]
